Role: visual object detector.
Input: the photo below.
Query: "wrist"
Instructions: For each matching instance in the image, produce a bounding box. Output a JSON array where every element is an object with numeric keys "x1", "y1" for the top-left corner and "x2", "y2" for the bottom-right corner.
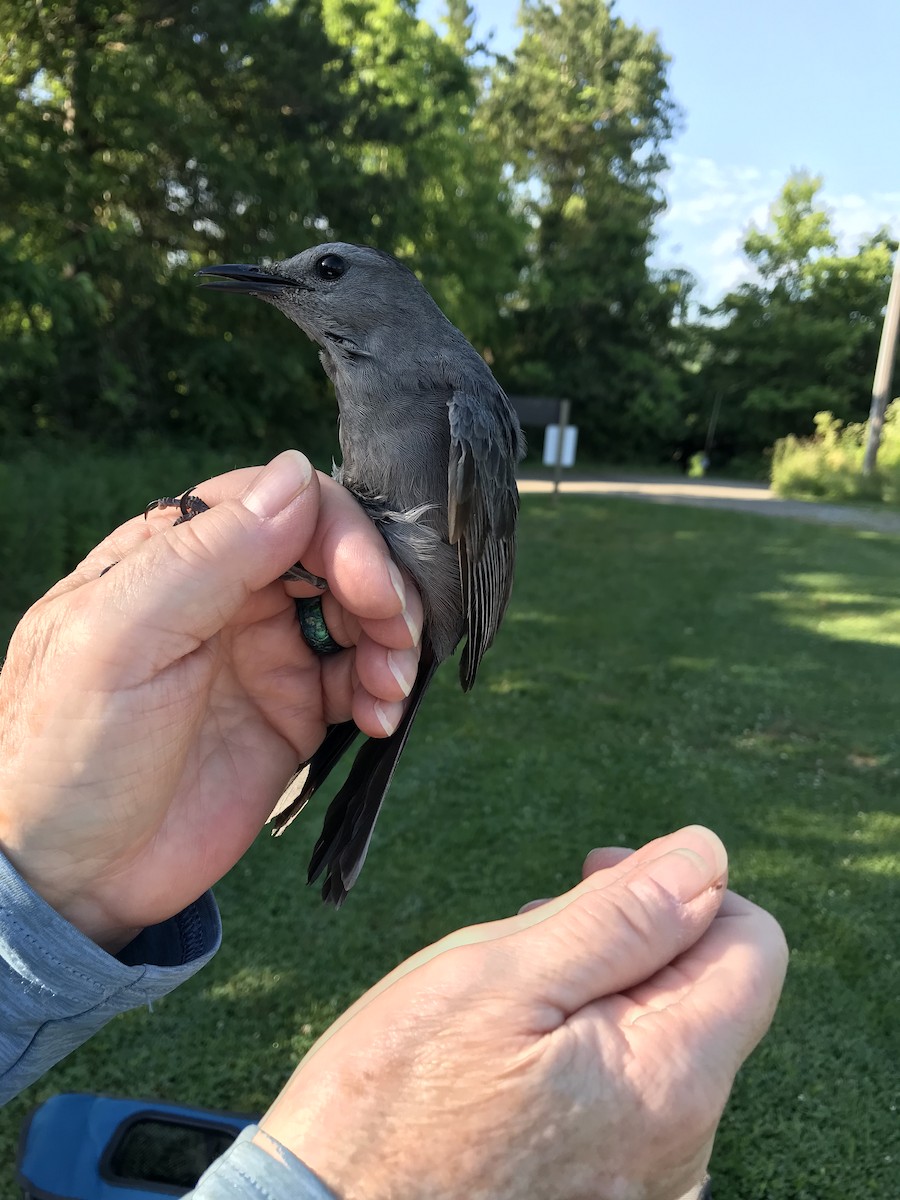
[
  {"x1": 251, "y1": 1128, "x2": 341, "y2": 1198},
  {"x1": 47, "y1": 898, "x2": 142, "y2": 955},
  {"x1": 0, "y1": 836, "x2": 140, "y2": 953}
]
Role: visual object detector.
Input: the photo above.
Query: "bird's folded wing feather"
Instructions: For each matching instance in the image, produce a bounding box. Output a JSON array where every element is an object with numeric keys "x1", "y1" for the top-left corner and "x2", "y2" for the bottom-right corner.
[{"x1": 447, "y1": 383, "x2": 523, "y2": 692}]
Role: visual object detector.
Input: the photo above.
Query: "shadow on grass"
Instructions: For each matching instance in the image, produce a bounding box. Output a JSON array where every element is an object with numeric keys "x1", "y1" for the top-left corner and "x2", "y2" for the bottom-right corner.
[{"x1": 1, "y1": 483, "x2": 898, "y2": 1198}]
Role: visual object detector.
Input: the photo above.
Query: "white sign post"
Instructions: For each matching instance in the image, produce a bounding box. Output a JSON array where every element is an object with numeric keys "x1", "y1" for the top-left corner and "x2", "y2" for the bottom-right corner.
[
  {"x1": 543, "y1": 398, "x2": 575, "y2": 499},
  {"x1": 542, "y1": 424, "x2": 578, "y2": 468}
]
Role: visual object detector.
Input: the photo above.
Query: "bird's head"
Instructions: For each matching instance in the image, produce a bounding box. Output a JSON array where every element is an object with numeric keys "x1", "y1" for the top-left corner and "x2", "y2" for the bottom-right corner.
[{"x1": 197, "y1": 242, "x2": 437, "y2": 362}]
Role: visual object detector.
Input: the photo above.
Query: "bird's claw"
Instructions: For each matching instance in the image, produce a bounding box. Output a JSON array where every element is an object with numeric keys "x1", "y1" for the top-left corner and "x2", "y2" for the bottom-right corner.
[{"x1": 101, "y1": 492, "x2": 210, "y2": 576}]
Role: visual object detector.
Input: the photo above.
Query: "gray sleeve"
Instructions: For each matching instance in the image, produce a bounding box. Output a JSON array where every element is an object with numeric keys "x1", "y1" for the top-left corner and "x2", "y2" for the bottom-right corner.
[
  {"x1": 0, "y1": 850, "x2": 221, "y2": 1104},
  {"x1": 189, "y1": 1125, "x2": 339, "y2": 1200}
]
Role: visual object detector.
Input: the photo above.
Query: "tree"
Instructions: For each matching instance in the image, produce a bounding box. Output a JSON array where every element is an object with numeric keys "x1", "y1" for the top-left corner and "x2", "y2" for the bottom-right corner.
[
  {"x1": 319, "y1": 0, "x2": 525, "y2": 350},
  {"x1": 0, "y1": 0, "x2": 358, "y2": 445},
  {"x1": 699, "y1": 174, "x2": 896, "y2": 461},
  {"x1": 441, "y1": 0, "x2": 476, "y2": 58},
  {"x1": 483, "y1": 0, "x2": 687, "y2": 458}
]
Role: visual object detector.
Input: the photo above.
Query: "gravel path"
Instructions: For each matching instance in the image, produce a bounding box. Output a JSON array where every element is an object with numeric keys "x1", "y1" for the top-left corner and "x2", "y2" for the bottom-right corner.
[{"x1": 517, "y1": 474, "x2": 900, "y2": 535}]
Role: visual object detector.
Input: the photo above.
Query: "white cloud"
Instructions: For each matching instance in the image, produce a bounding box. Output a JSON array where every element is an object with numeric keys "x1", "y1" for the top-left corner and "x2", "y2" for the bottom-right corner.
[
  {"x1": 827, "y1": 191, "x2": 900, "y2": 252},
  {"x1": 652, "y1": 154, "x2": 900, "y2": 304}
]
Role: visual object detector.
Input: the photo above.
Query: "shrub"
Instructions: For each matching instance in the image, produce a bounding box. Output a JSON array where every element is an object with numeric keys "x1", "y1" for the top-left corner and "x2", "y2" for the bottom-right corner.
[{"x1": 770, "y1": 401, "x2": 900, "y2": 504}]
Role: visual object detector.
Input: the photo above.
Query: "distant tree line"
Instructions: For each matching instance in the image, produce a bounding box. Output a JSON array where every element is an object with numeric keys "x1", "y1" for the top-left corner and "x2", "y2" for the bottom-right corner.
[
  {"x1": 1, "y1": 0, "x2": 895, "y2": 466},
  {"x1": 696, "y1": 173, "x2": 896, "y2": 470}
]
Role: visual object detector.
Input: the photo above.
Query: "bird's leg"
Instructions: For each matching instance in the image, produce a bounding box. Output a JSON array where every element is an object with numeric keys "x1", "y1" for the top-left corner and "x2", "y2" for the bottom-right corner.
[
  {"x1": 144, "y1": 492, "x2": 326, "y2": 588},
  {"x1": 282, "y1": 562, "x2": 327, "y2": 589}
]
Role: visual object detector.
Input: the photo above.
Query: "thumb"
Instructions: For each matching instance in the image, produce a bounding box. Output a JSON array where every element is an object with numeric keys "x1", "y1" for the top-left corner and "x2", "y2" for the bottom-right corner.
[
  {"x1": 302, "y1": 827, "x2": 728, "y2": 1064},
  {"x1": 507, "y1": 825, "x2": 729, "y2": 1020},
  {"x1": 91, "y1": 450, "x2": 320, "y2": 679}
]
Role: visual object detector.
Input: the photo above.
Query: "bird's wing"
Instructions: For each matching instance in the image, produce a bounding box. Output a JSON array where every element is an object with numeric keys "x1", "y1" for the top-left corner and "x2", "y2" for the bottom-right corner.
[{"x1": 447, "y1": 383, "x2": 523, "y2": 692}]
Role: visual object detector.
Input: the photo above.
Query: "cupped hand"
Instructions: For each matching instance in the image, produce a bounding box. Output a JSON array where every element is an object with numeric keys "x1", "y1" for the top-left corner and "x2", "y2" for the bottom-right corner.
[
  {"x1": 258, "y1": 826, "x2": 788, "y2": 1200},
  {"x1": 0, "y1": 450, "x2": 422, "y2": 950}
]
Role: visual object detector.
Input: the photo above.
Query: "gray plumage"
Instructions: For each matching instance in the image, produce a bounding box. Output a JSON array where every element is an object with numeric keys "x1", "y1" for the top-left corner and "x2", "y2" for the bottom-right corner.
[{"x1": 198, "y1": 244, "x2": 524, "y2": 905}]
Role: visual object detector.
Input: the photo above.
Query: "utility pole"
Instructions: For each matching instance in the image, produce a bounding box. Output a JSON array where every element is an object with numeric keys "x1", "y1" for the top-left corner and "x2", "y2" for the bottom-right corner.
[
  {"x1": 704, "y1": 391, "x2": 723, "y2": 458},
  {"x1": 862, "y1": 248, "x2": 900, "y2": 475}
]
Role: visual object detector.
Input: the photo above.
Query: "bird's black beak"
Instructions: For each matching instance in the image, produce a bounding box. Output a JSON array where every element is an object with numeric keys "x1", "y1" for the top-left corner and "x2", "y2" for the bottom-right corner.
[{"x1": 196, "y1": 264, "x2": 290, "y2": 296}]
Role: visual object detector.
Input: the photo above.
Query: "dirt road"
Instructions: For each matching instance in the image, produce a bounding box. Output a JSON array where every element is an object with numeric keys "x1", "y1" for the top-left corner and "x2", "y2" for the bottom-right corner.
[{"x1": 517, "y1": 474, "x2": 900, "y2": 535}]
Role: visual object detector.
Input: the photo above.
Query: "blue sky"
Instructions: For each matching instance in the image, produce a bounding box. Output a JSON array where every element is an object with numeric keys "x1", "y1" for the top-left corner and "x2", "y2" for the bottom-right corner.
[{"x1": 419, "y1": 0, "x2": 900, "y2": 302}]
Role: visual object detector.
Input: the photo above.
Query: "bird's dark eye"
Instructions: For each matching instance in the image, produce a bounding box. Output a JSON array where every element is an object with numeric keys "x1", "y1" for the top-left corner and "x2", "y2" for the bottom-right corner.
[{"x1": 315, "y1": 253, "x2": 347, "y2": 281}]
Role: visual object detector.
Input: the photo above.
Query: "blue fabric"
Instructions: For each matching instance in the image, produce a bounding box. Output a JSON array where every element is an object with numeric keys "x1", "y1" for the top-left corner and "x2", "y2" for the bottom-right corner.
[
  {"x1": 189, "y1": 1125, "x2": 338, "y2": 1200},
  {"x1": 0, "y1": 849, "x2": 220, "y2": 1104}
]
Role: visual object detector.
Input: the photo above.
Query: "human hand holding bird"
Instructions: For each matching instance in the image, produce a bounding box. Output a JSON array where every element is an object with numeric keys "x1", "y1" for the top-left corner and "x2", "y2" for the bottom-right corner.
[{"x1": 0, "y1": 453, "x2": 421, "y2": 950}]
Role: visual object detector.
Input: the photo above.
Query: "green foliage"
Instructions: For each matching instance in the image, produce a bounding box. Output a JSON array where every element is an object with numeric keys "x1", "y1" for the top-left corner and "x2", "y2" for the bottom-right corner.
[
  {"x1": 485, "y1": 0, "x2": 691, "y2": 459},
  {"x1": 319, "y1": 0, "x2": 526, "y2": 346},
  {"x1": 1, "y1": 0, "x2": 347, "y2": 444},
  {"x1": 742, "y1": 173, "x2": 837, "y2": 296},
  {"x1": 2, "y1": 486, "x2": 899, "y2": 1197},
  {"x1": 0, "y1": 0, "x2": 524, "y2": 447},
  {"x1": 698, "y1": 173, "x2": 895, "y2": 462},
  {"x1": 771, "y1": 402, "x2": 900, "y2": 505}
]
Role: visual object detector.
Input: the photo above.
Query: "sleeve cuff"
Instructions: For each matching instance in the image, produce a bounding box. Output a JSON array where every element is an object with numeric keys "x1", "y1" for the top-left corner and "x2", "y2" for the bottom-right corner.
[
  {"x1": 0, "y1": 849, "x2": 221, "y2": 1102},
  {"x1": 189, "y1": 1126, "x2": 339, "y2": 1200}
]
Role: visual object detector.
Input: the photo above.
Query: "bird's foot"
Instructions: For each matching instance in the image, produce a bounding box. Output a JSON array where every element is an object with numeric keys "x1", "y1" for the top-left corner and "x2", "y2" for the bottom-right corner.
[
  {"x1": 101, "y1": 492, "x2": 210, "y2": 576},
  {"x1": 144, "y1": 493, "x2": 210, "y2": 525}
]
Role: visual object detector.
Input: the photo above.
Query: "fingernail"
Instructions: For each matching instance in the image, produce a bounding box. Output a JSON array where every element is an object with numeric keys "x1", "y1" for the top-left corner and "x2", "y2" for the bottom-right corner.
[
  {"x1": 682, "y1": 825, "x2": 729, "y2": 878},
  {"x1": 403, "y1": 608, "x2": 422, "y2": 647},
  {"x1": 387, "y1": 649, "x2": 416, "y2": 697},
  {"x1": 388, "y1": 560, "x2": 406, "y2": 607},
  {"x1": 243, "y1": 450, "x2": 313, "y2": 518},
  {"x1": 374, "y1": 699, "x2": 403, "y2": 736},
  {"x1": 643, "y1": 848, "x2": 719, "y2": 903},
  {"x1": 388, "y1": 562, "x2": 422, "y2": 647}
]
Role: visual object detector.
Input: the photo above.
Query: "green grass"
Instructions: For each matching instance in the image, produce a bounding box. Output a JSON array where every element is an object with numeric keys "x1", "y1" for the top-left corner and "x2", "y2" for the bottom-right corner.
[{"x1": 1, "y1": 461, "x2": 899, "y2": 1197}]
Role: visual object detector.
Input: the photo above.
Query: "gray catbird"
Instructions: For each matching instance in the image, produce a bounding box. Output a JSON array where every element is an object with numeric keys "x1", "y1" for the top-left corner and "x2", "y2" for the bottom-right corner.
[{"x1": 196, "y1": 244, "x2": 524, "y2": 905}]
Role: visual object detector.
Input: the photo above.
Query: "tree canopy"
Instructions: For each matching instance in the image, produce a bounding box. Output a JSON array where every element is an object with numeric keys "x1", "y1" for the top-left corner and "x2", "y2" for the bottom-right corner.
[{"x1": 1, "y1": 1, "x2": 895, "y2": 468}]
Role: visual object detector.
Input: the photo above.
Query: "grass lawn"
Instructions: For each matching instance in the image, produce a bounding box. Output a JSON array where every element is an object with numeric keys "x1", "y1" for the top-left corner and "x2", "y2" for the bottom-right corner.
[{"x1": 1, "y1": 461, "x2": 898, "y2": 1197}]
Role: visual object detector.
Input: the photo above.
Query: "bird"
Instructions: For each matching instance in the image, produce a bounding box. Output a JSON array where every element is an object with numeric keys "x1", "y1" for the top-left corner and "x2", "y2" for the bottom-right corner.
[{"x1": 196, "y1": 244, "x2": 524, "y2": 906}]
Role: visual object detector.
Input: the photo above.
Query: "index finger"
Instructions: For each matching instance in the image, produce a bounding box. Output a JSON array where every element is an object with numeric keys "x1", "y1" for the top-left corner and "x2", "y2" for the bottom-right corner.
[{"x1": 293, "y1": 475, "x2": 415, "y2": 625}]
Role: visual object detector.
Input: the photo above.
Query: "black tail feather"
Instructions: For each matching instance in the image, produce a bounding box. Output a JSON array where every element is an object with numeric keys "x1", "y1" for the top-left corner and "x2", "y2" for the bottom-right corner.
[
  {"x1": 270, "y1": 720, "x2": 361, "y2": 835},
  {"x1": 309, "y1": 643, "x2": 438, "y2": 907}
]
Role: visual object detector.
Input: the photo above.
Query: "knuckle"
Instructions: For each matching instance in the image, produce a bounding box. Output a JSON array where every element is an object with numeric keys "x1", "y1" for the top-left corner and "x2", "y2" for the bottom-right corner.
[
  {"x1": 168, "y1": 501, "x2": 234, "y2": 560},
  {"x1": 572, "y1": 876, "x2": 686, "y2": 956},
  {"x1": 602, "y1": 883, "x2": 664, "y2": 948}
]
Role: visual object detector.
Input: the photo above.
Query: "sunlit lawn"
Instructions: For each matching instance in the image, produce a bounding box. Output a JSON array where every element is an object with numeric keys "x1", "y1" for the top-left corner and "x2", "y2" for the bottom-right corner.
[{"x1": 1, "y1": 455, "x2": 898, "y2": 1198}]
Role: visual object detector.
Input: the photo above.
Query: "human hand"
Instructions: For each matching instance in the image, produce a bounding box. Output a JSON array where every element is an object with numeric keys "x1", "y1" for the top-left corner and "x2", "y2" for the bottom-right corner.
[
  {"x1": 258, "y1": 825, "x2": 788, "y2": 1200},
  {"x1": 0, "y1": 450, "x2": 422, "y2": 951}
]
